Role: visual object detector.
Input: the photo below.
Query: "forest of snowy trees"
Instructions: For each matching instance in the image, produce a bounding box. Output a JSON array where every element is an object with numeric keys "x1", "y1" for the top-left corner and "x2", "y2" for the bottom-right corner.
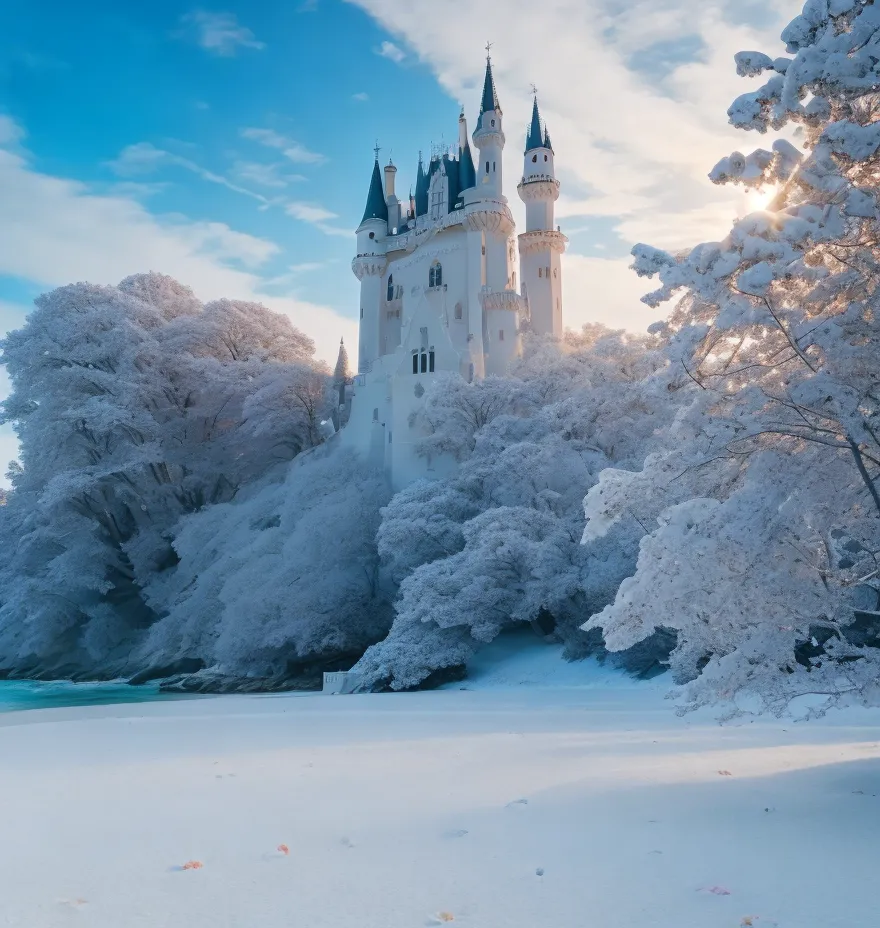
[{"x1": 0, "y1": 0, "x2": 878, "y2": 715}]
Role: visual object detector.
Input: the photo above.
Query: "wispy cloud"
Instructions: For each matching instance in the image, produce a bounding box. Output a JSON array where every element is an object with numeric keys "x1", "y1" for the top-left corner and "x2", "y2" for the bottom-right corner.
[
  {"x1": 107, "y1": 142, "x2": 271, "y2": 205},
  {"x1": 376, "y1": 41, "x2": 405, "y2": 63},
  {"x1": 0, "y1": 116, "x2": 356, "y2": 364},
  {"x1": 178, "y1": 10, "x2": 265, "y2": 56},
  {"x1": 240, "y1": 127, "x2": 326, "y2": 165},
  {"x1": 352, "y1": 92, "x2": 370, "y2": 102},
  {"x1": 233, "y1": 161, "x2": 306, "y2": 188},
  {"x1": 285, "y1": 202, "x2": 350, "y2": 238},
  {"x1": 0, "y1": 115, "x2": 25, "y2": 147}
]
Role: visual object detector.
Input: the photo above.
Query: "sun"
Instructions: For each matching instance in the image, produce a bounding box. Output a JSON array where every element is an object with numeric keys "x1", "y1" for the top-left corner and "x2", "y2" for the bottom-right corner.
[{"x1": 743, "y1": 185, "x2": 779, "y2": 213}]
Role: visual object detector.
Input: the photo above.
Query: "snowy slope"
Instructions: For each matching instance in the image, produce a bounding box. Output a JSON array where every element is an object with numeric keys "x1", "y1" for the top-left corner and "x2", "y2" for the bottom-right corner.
[{"x1": 1, "y1": 663, "x2": 878, "y2": 928}]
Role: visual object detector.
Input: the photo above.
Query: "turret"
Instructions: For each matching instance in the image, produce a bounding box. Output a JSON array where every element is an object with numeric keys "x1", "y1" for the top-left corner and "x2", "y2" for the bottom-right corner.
[
  {"x1": 472, "y1": 52, "x2": 505, "y2": 199},
  {"x1": 517, "y1": 94, "x2": 566, "y2": 339},
  {"x1": 384, "y1": 159, "x2": 400, "y2": 233},
  {"x1": 353, "y1": 154, "x2": 389, "y2": 371}
]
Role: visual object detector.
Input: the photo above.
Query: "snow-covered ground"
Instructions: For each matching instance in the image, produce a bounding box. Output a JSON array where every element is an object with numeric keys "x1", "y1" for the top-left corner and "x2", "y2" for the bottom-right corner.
[{"x1": 1, "y1": 639, "x2": 878, "y2": 928}]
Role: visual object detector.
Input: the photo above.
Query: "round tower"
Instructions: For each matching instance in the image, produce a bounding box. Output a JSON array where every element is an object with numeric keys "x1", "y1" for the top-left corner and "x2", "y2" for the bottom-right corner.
[
  {"x1": 472, "y1": 51, "x2": 505, "y2": 201},
  {"x1": 353, "y1": 154, "x2": 388, "y2": 372},
  {"x1": 517, "y1": 95, "x2": 566, "y2": 339}
]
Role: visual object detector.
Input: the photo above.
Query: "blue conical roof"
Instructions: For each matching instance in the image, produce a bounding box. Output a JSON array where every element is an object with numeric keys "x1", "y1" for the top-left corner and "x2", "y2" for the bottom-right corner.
[
  {"x1": 459, "y1": 140, "x2": 476, "y2": 191},
  {"x1": 477, "y1": 56, "x2": 501, "y2": 128},
  {"x1": 360, "y1": 158, "x2": 388, "y2": 225},
  {"x1": 526, "y1": 96, "x2": 543, "y2": 152},
  {"x1": 414, "y1": 153, "x2": 429, "y2": 217}
]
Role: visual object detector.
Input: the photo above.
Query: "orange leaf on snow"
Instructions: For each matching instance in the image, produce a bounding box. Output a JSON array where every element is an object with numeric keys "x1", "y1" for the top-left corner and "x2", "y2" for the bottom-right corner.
[
  {"x1": 438, "y1": 914, "x2": 455, "y2": 923},
  {"x1": 181, "y1": 861, "x2": 203, "y2": 871},
  {"x1": 277, "y1": 844, "x2": 290, "y2": 856}
]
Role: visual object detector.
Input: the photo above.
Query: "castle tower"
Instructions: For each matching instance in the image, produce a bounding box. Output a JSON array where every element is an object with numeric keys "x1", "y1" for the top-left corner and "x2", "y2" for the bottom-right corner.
[
  {"x1": 472, "y1": 51, "x2": 505, "y2": 201},
  {"x1": 353, "y1": 153, "x2": 388, "y2": 372},
  {"x1": 384, "y1": 158, "x2": 400, "y2": 233},
  {"x1": 517, "y1": 95, "x2": 567, "y2": 338}
]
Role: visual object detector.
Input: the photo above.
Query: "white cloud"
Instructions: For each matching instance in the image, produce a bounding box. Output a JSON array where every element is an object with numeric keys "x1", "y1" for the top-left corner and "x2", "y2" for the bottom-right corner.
[
  {"x1": 561, "y1": 254, "x2": 663, "y2": 334},
  {"x1": 108, "y1": 142, "x2": 271, "y2": 205},
  {"x1": 0, "y1": 121, "x2": 355, "y2": 365},
  {"x1": 352, "y1": 92, "x2": 370, "y2": 102},
  {"x1": 376, "y1": 41, "x2": 406, "y2": 63},
  {"x1": 0, "y1": 115, "x2": 24, "y2": 147},
  {"x1": 179, "y1": 10, "x2": 265, "y2": 56},
  {"x1": 346, "y1": 0, "x2": 790, "y2": 326},
  {"x1": 233, "y1": 161, "x2": 306, "y2": 188},
  {"x1": 285, "y1": 202, "x2": 351, "y2": 238},
  {"x1": 240, "y1": 128, "x2": 326, "y2": 165}
]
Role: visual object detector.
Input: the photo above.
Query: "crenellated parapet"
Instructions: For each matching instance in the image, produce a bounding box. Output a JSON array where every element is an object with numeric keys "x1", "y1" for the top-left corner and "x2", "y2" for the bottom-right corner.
[
  {"x1": 517, "y1": 229, "x2": 568, "y2": 255},
  {"x1": 352, "y1": 255, "x2": 388, "y2": 280}
]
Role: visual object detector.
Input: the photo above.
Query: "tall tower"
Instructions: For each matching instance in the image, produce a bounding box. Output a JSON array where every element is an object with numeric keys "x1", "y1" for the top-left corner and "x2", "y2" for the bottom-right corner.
[
  {"x1": 517, "y1": 94, "x2": 566, "y2": 338},
  {"x1": 472, "y1": 49, "x2": 505, "y2": 200},
  {"x1": 353, "y1": 153, "x2": 388, "y2": 372}
]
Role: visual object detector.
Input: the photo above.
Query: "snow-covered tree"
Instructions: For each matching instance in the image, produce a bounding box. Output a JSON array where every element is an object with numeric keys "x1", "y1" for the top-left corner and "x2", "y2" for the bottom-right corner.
[
  {"x1": 0, "y1": 273, "x2": 330, "y2": 678},
  {"x1": 355, "y1": 328, "x2": 670, "y2": 690},
  {"x1": 136, "y1": 445, "x2": 393, "y2": 687},
  {"x1": 585, "y1": 0, "x2": 880, "y2": 716}
]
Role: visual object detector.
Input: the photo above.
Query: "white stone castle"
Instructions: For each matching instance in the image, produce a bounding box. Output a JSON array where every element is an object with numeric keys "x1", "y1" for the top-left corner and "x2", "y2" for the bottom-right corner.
[{"x1": 341, "y1": 52, "x2": 566, "y2": 490}]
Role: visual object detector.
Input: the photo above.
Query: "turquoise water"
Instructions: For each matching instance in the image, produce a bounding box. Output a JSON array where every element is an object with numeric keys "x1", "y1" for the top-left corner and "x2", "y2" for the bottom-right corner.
[{"x1": 0, "y1": 679, "x2": 192, "y2": 713}]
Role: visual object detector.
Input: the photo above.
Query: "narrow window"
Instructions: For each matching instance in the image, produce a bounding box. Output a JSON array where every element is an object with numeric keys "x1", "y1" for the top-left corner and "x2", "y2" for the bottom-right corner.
[
  {"x1": 387, "y1": 275, "x2": 394, "y2": 301},
  {"x1": 493, "y1": 161, "x2": 496, "y2": 172},
  {"x1": 454, "y1": 303, "x2": 463, "y2": 320},
  {"x1": 499, "y1": 329, "x2": 505, "y2": 342},
  {"x1": 412, "y1": 353, "x2": 418, "y2": 374},
  {"x1": 538, "y1": 268, "x2": 543, "y2": 278},
  {"x1": 553, "y1": 268, "x2": 557, "y2": 278},
  {"x1": 372, "y1": 407, "x2": 378, "y2": 421},
  {"x1": 547, "y1": 266, "x2": 551, "y2": 277},
  {"x1": 481, "y1": 245, "x2": 486, "y2": 256},
  {"x1": 388, "y1": 431, "x2": 392, "y2": 444},
  {"x1": 468, "y1": 363, "x2": 474, "y2": 382},
  {"x1": 369, "y1": 232, "x2": 375, "y2": 239},
  {"x1": 532, "y1": 154, "x2": 537, "y2": 163},
  {"x1": 491, "y1": 119, "x2": 495, "y2": 127},
  {"x1": 485, "y1": 161, "x2": 490, "y2": 173},
  {"x1": 544, "y1": 154, "x2": 548, "y2": 162},
  {"x1": 429, "y1": 350, "x2": 435, "y2": 372},
  {"x1": 360, "y1": 306, "x2": 364, "y2": 318}
]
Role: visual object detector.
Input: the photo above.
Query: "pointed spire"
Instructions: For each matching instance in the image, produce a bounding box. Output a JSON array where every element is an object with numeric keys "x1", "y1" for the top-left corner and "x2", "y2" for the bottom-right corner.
[
  {"x1": 543, "y1": 125, "x2": 553, "y2": 152},
  {"x1": 360, "y1": 154, "x2": 388, "y2": 225},
  {"x1": 334, "y1": 337, "x2": 351, "y2": 382},
  {"x1": 525, "y1": 94, "x2": 544, "y2": 152},
  {"x1": 414, "y1": 151, "x2": 429, "y2": 216},
  {"x1": 478, "y1": 46, "x2": 501, "y2": 128}
]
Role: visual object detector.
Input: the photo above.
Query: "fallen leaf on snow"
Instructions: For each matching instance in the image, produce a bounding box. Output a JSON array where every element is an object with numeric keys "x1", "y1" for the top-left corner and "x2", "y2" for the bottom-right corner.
[
  {"x1": 181, "y1": 861, "x2": 203, "y2": 871},
  {"x1": 438, "y1": 914, "x2": 455, "y2": 922},
  {"x1": 277, "y1": 844, "x2": 290, "y2": 855}
]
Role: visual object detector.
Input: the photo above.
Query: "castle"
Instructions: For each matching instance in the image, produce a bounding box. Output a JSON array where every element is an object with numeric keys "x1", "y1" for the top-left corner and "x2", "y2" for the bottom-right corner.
[{"x1": 340, "y1": 52, "x2": 566, "y2": 490}]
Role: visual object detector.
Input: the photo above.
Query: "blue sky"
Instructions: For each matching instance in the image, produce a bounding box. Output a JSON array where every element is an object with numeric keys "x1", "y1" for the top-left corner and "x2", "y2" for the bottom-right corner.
[{"x1": 0, "y1": 0, "x2": 795, "y2": 472}]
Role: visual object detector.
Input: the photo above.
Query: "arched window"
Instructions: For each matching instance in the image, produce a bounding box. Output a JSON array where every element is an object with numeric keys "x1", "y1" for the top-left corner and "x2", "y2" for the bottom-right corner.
[
  {"x1": 485, "y1": 161, "x2": 490, "y2": 174},
  {"x1": 369, "y1": 231, "x2": 375, "y2": 239},
  {"x1": 454, "y1": 302, "x2": 463, "y2": 320},
  {"x1": 387, "y1": 275, "x2": 394, "y2": 301},
  {"x1": 491, "y1": 119, "x2": 495, "y2": 127},
  {"x1": 412, "y1": 352, "x2": 418, "y2": 374},
  {"x1": 429, "y1": 262, "x2": 442, "y2": 288},
  {"x1": 532, "y1": 154, "x2": 537, "y2": 163},
  {"x1": 493, "y1": 161, "x2": 496, "y2": 172},
  {"x1": 544, "y1": 154, "x2": 548, "y2": 162}
]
